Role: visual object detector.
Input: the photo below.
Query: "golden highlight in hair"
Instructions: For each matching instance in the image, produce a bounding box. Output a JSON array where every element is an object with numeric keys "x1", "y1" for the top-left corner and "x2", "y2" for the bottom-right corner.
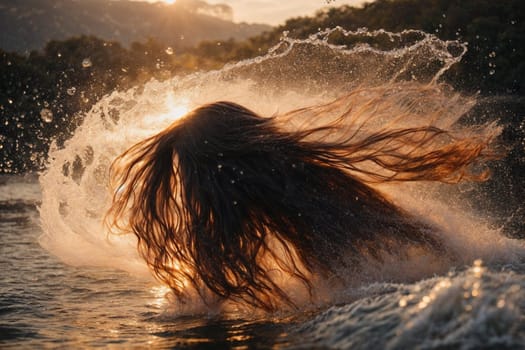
[{"x1": 106, "y1": 87, "x2": 499, "y2": 311}]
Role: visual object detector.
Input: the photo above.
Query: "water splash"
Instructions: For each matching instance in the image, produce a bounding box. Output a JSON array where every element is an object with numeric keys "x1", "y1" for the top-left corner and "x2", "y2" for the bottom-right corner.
[
  {"x1": 295, "y1": 260, "x2": 525, "y2": 349},
  {"x1": 38, "y1": 28, "x2": 522, "y2": 293},
  {"x1": 82, "y1": 58, "x2": 93, "y2": 68},
  {"x1": 40, "y1": 108, "x2": 54, "y2": 123}
]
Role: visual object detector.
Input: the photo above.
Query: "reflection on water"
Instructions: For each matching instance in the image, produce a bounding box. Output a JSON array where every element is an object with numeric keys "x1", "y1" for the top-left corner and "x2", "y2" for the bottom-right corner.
[
  {"x1": 2, "y1": 172, "x2": 525, "y2": 349},
  {"x1": 0, "y1": 176, "x2": 295, "y2": 348}
]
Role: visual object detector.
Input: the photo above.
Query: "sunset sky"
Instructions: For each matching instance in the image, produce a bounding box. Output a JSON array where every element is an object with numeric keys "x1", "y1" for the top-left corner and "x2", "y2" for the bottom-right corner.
[{"x1": 148, "y1": 0, "x2": 368, "y2": 25}]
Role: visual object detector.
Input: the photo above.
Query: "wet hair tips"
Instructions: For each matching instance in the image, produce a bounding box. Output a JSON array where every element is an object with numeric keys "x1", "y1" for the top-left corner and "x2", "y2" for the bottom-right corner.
[{"x1": 106, "y1": 88, "x2": 499, "y2": 311}]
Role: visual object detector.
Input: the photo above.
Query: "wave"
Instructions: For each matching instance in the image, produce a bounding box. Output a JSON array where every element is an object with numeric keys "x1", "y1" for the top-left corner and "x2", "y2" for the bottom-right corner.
[{"x1": 38, "y1": 28, "x2": 524, "y2": 312}]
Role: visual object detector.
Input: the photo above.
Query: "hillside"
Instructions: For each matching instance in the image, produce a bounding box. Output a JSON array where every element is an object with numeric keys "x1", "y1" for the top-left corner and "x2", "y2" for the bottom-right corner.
[
  {"x1": 1, "y1": 0, "x2": 524, "y2": 177},
  {"x1": 0, "y1": 0, "x2": 271, "y2": 52}
]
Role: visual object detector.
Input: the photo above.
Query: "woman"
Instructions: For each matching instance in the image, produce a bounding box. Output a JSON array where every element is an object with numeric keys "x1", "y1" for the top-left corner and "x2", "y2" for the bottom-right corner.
[{"x1": 106, "y1": 94, "x2": 497, "y2": 311}]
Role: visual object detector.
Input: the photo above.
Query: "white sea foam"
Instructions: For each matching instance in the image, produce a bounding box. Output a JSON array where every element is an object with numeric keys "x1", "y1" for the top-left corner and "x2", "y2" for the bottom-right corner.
[{"x1": 38, "y1": 28, "x2": 523, "y2": 292}]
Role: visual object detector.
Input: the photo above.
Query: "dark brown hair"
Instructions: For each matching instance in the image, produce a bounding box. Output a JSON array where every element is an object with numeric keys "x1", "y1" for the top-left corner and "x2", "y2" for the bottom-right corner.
[{"x1": 106, "y1": 96, "x2": 497, "y2": 311}]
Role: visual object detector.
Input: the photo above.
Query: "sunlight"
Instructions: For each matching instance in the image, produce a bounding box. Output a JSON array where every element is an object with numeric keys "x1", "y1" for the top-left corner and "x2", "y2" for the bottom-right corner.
[
  {"x1": 147, "y1": 94, "x2": 190, "y2": 130},
  {"x1": 116, "y1": 95, "x2": 189, "y2": 142},
  {"x1": 149, "y1": 285, "x2": 172, "y2": 309},
  {"x1": 162, "y1": 94, "x2": 190, "y2": 124},
  {"x1": 163, "y1": 0, "x2": 176, "y2": 4}
]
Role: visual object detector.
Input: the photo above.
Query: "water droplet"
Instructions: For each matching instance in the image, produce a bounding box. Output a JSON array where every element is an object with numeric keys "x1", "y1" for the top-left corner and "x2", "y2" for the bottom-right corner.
[
  {"x1": 217, "y1": 164, "x2": 223, "y2": 170},
  {"x1": 239, "y1": 170, "x2": 244, "y2": 175},
  {"x1": 57, "y1": 52, "x2": 62, "y2": 58},
  {"x1": 82, "y1": 58, "x2": 92, "y2": 68},
  {"x1": 40, "y1": 108, "x2": 53, "y2": 123},
  {"x1": 165, "y1": 47, "x2": 174, "y2": 55},
  {"x1": 488, "y1": 51, "x2": 496, "y2": 58},
  {"x1": 67, "y1": 87, "x2": 76, "y2": 96},
  {"x1": 204, "y1": 140, "x2": 209, "y2": 144},
  {"x1": 230, "y1": 179, "x2": 235, "y2": 184},
  {"x1": 489, "y1": 69, "x2": 495, "y2": 75},
  {"x1": 218, "y1": 152, "x2": 224, "y2": 157},
  {"x1": 7, "y1": 98, "x2": 13, "y2": 104},
  {"x1": 233, "y1": 201, "x2": 238, "y2": 205}
]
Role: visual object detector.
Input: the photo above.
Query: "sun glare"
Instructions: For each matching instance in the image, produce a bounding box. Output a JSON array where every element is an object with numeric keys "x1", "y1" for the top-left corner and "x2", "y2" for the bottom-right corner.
[
  {"x1": 150, "y1": 94, "x2": 190, "y2": 129},
  {"x1": 124, "y1": 95, "x2": 189, "y2": 141},
  {"x1": 164, "y1": 95, "x2": 190, "y2": 122},
  {"x1": 163, "y1": 0, "x2": 176, "y2": 4}
]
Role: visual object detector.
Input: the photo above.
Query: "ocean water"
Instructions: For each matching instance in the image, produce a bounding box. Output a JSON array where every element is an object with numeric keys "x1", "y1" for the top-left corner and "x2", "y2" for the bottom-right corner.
[
  {"x1": 2, "y1": 176, "x2": 525, "y2": 349},
  {"x1": 0, "y1": 176, "x2": 294, "y2": 348},
  {"x1": 2, "y1": 28, "x2": 525, "y2": 348}
]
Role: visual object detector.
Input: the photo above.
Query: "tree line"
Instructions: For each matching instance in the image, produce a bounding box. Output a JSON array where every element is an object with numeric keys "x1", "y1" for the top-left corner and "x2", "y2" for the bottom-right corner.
[{"x1": 1, "y1": 0, "x2": 524, "y2": 173}]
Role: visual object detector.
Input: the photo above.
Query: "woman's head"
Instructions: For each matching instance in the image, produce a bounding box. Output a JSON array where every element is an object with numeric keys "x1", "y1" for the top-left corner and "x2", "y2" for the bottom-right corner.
[
  {"x1": 107, "y1": 101, "x2": 316, "y2": 310},
  {"x1": 106, "y1": 99, "x2": 497, "y2": 311}
]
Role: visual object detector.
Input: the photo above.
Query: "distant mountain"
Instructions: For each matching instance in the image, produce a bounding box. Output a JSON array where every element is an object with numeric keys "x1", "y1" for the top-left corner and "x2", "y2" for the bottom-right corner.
[{"x1": 0, "y1": 0, "x2": 271, "y2": 53}]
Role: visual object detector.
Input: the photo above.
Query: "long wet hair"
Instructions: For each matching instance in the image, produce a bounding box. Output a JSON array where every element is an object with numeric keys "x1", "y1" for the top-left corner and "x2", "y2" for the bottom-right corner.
[{"x1": 106, "y1": 92, "x2": 498, "y2": 311}]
